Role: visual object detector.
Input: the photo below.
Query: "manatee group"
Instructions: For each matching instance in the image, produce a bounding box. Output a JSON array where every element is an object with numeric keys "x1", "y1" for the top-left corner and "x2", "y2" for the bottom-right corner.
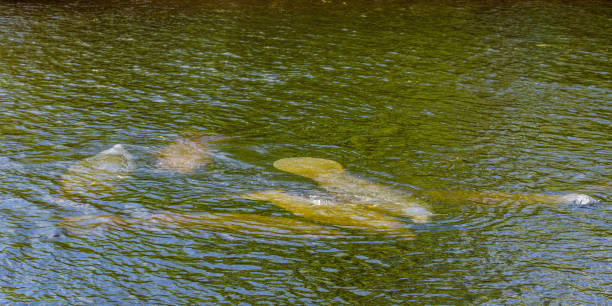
[
  {"x1": 237, "y1": 157, "x2": 434, "y2": 239},
  {"x1": 58, "y1": 142, "x2": 600, "y2": 239}
]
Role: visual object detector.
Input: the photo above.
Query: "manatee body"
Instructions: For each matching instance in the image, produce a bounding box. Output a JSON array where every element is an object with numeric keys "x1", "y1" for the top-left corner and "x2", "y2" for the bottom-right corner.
[
  {"x1": 423, "y1": 190, "x2": 598, "y2": 206},
  {"x1": 59, "y1": 212, "x2": 344, "y2": 238},
  {"x1": 58, "y1": 214, "x2": 127, "y2": 236},
  {"x1": 156, "y1": 138, "x2": 210, "y2": 173},
  {"x1": 241, "y1": 190, "x2": 414, "y2": 239},
  {"x1": 273, "y1": 157, "x2": 433, "y2": 223},
  {"x1": 61, "y1": 144, "x2": 134, "y2": 197}
]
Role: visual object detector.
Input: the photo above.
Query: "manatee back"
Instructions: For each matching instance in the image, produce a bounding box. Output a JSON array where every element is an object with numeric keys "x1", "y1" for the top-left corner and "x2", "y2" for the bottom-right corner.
[{"x1": 156, "y1": 138, "x2": 211, "y2": 173}]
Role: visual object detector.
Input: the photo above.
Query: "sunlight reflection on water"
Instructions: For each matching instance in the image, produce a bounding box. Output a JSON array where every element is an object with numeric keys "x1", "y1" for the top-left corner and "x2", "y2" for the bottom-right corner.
[{"x1": 0, "y1": 0, "x2": 610, "y2": 303}]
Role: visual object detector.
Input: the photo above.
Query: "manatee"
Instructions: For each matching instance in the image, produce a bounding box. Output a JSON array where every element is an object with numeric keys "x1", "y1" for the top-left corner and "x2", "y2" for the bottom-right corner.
[
  {"x1": 60, "y1": 144, "x2": 134, "y2": 197},
  {"x1": 58, "y1": 214, "x2": 127, "y2": 236},
  {"x1": 273, "y1": 157, "x2": 433, "y2": 223},
  {"x1": 423, "y1": 190, "x2": 599, "y2": 206},
  {"x1": 156, "y1": 138, "x2": 211, "y2": 173},
  {"x1": 240, "y1": 190, "x2": 415, "y2": 239},
  {"x1": 59, "y1": 212, "x2": 344, "y2": 238}
]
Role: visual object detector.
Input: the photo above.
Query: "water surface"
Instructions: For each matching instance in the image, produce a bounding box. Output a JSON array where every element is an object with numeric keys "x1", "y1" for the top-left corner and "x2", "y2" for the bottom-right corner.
[{"x1": 1, "y1": 0, "x2": 611, "y2": 304}]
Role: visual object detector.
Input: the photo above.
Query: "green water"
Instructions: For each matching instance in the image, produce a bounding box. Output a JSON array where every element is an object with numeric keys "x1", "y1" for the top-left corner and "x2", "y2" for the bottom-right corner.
[{"x1": 1, "y1": 0, "x2": 610, "y2": 304}]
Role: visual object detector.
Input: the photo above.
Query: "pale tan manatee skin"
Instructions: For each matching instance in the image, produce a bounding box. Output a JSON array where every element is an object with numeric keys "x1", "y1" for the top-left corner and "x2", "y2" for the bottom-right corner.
[
  {"x1": 422, "y1": 190, "x2": 599, "y2": 206},
  {"x1": 60, "y1": 144, "x2": 135, "y2": 197},
  {"x1": 273, "y1": 157, "x2": 433, "y2": 223},
  {"x1": 59, "y1": 212, "x2": 344, "y2": 238},
  {"x1": 240, "y1": 190, "x2": 415, "y2": 239},
  {"x1": 156, "y1": 138, "x2": 211, "y2": 174}
]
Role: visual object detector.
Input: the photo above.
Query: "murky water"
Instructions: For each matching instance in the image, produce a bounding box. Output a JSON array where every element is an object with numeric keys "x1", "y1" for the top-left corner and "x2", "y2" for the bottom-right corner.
[{"x1": 1, "y1": 0, "x2": 610, "y2": 303}]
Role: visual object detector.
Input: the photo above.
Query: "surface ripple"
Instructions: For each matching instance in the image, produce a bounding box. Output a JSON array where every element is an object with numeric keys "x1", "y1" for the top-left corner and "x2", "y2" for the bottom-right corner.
[{"x1": 1, "y1": 0, "x2": 610, "y2": 304}]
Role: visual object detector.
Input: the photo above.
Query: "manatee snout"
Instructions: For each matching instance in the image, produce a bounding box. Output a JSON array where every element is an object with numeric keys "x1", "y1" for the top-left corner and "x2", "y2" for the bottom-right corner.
[
  {"x1": 558, "y1": 193, "x2": 598, "y2": 206},
  {"x1": 60, "y1": 144, "x2": 134, "y2": 196}
]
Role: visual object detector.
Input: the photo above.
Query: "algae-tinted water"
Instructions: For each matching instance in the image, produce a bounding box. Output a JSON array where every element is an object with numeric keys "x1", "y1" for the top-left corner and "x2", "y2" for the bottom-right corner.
[{"x1": 0, "y1": 0, "x2": 610, "y2": 304}]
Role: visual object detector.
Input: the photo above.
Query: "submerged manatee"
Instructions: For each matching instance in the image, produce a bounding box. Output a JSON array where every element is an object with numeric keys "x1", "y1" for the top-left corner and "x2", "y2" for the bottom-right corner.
[
  {"x1": 156, "y1": 138, "x2": 211, "y2": 173},
  {"x1": 423, "y1": 190, "x2": 598, "y2": 206},
  {"x1": 61, "y1": 144, "x2": 134, "y2": 197},
  {"x1": 241, "y1": 190, "x2": 415, "y2": 239},
  {"x1": 273, "y1": 157, "x2": 433, "y2": 223},
  {"x1": 59, "y1": 212, "x2": 344, "y2": 238},
  {"x1": 58, "y1": 214, "x2": 127, "y2": 235}
]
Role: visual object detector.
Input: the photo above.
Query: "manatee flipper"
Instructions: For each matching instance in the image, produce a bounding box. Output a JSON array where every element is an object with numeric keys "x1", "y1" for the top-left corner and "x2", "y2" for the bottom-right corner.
[
  {"x1": 61, "y1": 144, "x2": 134, "y2": 197},
  {"x1": 156, "y1": 138, "x2": 211, "y2": 173},
  {"x1": 241, "y1": 190, "x2": 415, "y2": 239},
  {"x1": 273, "y1": 157, "x2": 344, "y2": 179}
]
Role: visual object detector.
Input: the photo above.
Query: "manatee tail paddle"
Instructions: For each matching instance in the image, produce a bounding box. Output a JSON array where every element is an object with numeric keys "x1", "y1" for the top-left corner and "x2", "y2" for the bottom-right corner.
[{"x1": 273, "y1": 157, "x2": 344, "y2": 179}]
